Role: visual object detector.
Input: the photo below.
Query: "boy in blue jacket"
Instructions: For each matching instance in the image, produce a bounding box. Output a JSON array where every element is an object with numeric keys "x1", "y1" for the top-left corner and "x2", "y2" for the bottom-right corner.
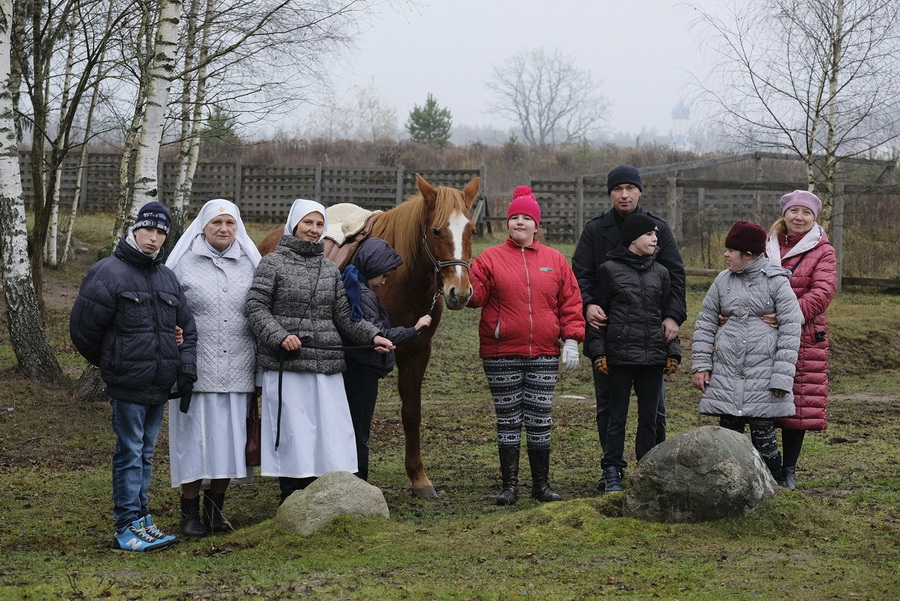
[
  {"x1": 70, "y1": 202, "x2": 197, "y2": 551},
  {"x1": 341, "y1": 238, "x2": 431, "y2": 481}
]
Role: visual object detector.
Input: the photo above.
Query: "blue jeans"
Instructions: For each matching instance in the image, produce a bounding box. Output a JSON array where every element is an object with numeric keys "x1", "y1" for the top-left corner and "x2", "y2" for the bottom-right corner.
[{"x1": 109, "y1": 397, "x2": 165, "y2": 532}]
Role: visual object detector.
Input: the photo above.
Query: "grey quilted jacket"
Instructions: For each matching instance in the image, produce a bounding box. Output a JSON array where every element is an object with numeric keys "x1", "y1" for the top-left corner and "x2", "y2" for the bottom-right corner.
[
  {"x1": 246, "y1": 235, "x2": 379, "y2": 374},
  {"x1": 172, "y1": 240, "x2": 257, "y2": 392},
  {"x1": 692, "y1": 255, "x2": 802, "y2": 418}
]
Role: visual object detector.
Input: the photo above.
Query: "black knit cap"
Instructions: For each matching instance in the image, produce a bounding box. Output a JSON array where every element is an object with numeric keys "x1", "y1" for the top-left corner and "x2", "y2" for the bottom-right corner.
[
  {"x1": 607, "y1": 164, "x2": 643, "y2": 194},
  {"x1": 132, "y1": 201, "x2": 172, "y2": 235},
  {"x1": 621, "y1": 213, "x2": 657, "y2": 248}
]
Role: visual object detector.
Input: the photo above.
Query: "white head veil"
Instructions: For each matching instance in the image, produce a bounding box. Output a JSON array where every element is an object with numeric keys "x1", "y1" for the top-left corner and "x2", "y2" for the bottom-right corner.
[
  {"x1": 284, "y1": 199, "x2": 327, "y2": 242},
  {"x1": 165, "y1": 199, "x2": 262, "y2": 269}
]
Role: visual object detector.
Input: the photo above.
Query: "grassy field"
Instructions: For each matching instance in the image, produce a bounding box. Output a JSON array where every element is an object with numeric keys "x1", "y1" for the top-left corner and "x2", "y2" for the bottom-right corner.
[{"x1": 0, "y1": 217, "x2": 898, "y2": 600}]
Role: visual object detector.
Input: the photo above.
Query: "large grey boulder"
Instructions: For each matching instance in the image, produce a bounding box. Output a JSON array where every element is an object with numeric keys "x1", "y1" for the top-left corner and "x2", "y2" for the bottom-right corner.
[
  {"x1": 623, "y1": 426, "x2": 777, "y2": 523},
  {"x1": 275, "y1": 471, "x2": 390, "y2": 536}
]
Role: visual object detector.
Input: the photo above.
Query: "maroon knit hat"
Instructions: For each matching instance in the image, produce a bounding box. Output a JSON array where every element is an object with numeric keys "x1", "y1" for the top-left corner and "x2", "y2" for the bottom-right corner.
[
  {"x1": 725, "y1": 220, "x2": 767, "y2": 255},
  {"x1": 507, "y1": 186, "x2": 541, "y2": 228}
]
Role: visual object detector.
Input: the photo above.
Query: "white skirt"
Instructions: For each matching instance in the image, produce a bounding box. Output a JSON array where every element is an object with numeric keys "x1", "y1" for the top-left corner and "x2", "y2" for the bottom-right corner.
[
  {"x1": 260, "y1": 370, "x2": 358, "y2": 478},
  {"x1": 168, "y1": 391, "x2": 251, "y2": 487}
]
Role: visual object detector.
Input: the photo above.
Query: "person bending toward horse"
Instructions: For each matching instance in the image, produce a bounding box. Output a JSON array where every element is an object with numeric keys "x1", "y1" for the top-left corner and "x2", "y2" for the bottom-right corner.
[
  {"x1": 165, "y1": 199, "x2": 262, "y2": 536},
  {"x1": 468, "y1": 186, "x2": 585, "y2": 505},
  {"x1": 246, "y1": 200, "x2": 394, "y2": 504},
  {"x1": 340, "y1": 238, "x2": 432, "y2": 482}
]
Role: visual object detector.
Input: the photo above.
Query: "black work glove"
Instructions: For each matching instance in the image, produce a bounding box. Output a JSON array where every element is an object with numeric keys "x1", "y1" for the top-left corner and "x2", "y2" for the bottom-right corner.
[{"x1": 176, "y1": 371, "x2": 196, "y2": 414}]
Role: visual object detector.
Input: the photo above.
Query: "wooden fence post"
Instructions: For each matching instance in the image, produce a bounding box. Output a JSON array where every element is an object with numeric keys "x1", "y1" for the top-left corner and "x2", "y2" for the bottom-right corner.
[
  {"x1": 233, "y1": 161, "x2": 242, "y2": 204},
  {"x1": 667, "y1": 175, "x2": 681, "y2": 241},
  {"x1": 314, "y1": 163, "x2": 322, "y2": 204},
  {"x1": 833, "y1": 182, "x2": 844, "y2": 293},
  {"x1": 395, "y1": 166, "x2": 405, "y2": 206},
  {"x1": 575, "y1": 175, "x2": 584, "y2": 242}
]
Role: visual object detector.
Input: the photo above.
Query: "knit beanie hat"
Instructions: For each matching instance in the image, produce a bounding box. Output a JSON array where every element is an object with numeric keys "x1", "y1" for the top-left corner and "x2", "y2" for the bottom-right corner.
[
  {"x1": 132, "y1": 201, "x2": 172, "y2": 235},
  {"x1": 779, "y1": 190, "x2": 822, "y2": 218},
  {"x1": 607, "y1": 165, "x2": 643, "y2": 194},
  {"x1": 620, "y1": 214, "x2": 658, "y2": 248},
  {"x1": 507, "y1": 186, "x2": 541, "y2": 228},
  {"x1": 725, "y1": 220, "x2": 767, "y2": 255}
]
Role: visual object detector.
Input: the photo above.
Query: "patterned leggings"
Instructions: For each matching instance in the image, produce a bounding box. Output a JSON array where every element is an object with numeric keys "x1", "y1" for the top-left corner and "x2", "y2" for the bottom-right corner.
[
  {"x1": 482, "y1": 356, "x2": 559, "y2": 450},
  {"x1": 719, "y1": 415, "x2": 782, "y2": 466}
]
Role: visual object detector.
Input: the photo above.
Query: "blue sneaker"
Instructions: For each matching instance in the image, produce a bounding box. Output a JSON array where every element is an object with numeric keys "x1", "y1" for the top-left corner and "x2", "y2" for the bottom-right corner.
[
  {"x1": 113, "y1": 517, "x2": 175, "y2": 551},
  {"x1": 143, "y1": 514, "x2": 178, "y2": 545}
]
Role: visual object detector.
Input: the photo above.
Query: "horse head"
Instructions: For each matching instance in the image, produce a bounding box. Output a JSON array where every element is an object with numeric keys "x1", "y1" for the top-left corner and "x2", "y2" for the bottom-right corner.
[{"x1": 416, "y1": 173, "x2": 479, "y2": 310}]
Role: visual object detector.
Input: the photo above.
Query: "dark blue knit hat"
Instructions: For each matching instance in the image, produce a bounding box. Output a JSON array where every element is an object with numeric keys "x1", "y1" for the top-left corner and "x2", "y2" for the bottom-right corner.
[
  {"x1": 607, "y1": 165, "x2": 643, "y2": 194},
  {"x1": 132, "y1": 201, "x2": 172, "y2": 235}
]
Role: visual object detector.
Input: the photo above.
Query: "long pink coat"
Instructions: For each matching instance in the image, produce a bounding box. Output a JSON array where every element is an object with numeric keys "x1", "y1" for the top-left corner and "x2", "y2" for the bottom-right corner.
[{"x1": 767, "y1": 226, "x2": 836, "y2": 430}]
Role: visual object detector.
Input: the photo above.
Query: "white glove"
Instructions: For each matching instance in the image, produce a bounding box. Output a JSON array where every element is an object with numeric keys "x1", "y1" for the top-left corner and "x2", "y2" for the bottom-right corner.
[{"x1": 561, "y1": 339, "x2": 580, "y2": 371}]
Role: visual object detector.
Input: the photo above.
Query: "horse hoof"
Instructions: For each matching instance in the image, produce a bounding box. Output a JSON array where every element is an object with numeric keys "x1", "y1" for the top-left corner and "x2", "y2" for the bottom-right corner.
[{"x1": 411, "y1": 484, "x2": 439, "y2": 498}]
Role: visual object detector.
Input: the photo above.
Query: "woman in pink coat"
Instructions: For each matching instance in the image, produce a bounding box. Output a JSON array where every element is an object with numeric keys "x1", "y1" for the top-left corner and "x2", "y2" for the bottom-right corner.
[{"x1": 765, "y1": 190, "x2": 837, "y2": 490}]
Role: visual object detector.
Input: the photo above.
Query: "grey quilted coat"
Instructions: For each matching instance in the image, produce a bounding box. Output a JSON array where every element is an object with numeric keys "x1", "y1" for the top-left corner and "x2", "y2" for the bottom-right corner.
[
  {"x1": 246, "y1": 235, "x2": 379, "y2": 374},
  {"x1": 692, "y1": 255, "x2": 802, "y2": 418}
]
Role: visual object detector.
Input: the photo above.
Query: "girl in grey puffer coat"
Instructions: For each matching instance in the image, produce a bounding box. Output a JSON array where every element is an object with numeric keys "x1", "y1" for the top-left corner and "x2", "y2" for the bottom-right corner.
[{"x1": 691, "y1": 221, "x2": 802, "y2": 482}]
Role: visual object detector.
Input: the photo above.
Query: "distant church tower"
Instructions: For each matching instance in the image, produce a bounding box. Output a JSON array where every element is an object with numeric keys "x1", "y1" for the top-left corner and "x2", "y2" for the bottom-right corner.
[{"x1": 671, "y1": 99, "x2": 690, "y2": 150}]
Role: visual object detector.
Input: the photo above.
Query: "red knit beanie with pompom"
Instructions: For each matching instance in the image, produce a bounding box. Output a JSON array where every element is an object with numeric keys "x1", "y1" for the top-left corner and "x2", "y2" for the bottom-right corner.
[{"x1": 507, "y1": 186, "x2": 541, "y2": 228}]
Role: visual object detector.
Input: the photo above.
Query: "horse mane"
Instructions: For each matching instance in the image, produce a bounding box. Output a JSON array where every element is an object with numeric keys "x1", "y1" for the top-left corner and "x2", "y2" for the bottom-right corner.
[{"x1": 372, "y1": 186, "x2": 470, "y2": 280}]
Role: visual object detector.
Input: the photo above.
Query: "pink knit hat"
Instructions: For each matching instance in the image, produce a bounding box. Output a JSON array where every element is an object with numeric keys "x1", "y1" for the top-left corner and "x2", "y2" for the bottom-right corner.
[
  {"x1": 779, "y1": 190, "x2": 822, "y2": 217},
  {"x1": 507, "y1": 186, "x2": 541, "y2": 228}
]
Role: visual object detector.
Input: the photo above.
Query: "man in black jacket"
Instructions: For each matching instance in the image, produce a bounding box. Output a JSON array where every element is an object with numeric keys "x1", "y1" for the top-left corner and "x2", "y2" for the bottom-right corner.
[
  {"x1": 70, "y1": 202, "x2": 197, "y2": 551},
  {"x1": 571, "y1": 165, "x2": 686, "y2": 491}
]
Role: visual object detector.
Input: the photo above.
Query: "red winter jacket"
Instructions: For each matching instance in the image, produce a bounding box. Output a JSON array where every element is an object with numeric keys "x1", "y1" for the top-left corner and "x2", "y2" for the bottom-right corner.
[
  {"x1": 768, "y1": 227, "x2": 836, "y2": 430},
  {"x1": 468, "y1": 238, "x2": 585, "y2": 359}
]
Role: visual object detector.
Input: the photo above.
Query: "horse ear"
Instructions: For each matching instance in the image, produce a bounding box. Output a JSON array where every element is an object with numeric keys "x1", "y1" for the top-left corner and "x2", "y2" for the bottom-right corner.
[
  {"x1": 462, "y1": 177, "x2": 480, "y2": 209},
  {"x1": 415, "y1": 174, "x2": 437, "y2": 201}
]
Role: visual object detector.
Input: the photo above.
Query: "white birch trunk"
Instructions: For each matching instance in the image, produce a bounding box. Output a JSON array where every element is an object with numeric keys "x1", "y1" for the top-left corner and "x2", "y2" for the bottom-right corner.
[
  {"x1": 131, "y1": 0, "x2": 183, "y2": 213},
  {"x1": 0, "y1": 0, "x2": 64, "y2": 387}
]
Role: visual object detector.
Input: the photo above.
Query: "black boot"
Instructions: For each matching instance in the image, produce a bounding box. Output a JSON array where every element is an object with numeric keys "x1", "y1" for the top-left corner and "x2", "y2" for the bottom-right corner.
[
  {"x1": 528, "y1": 448, "x2": 561, "y2": 502},
  {"x1": 203, "y1": 492, "x2": 234, "y2": 532},
  {"x1": 180, "y1": 495, "x2": 208, "y2": 537},
  {"x1": 602, "y1": 466, "x2": 623, "y2": 493},
  {"x1": 783, "y1": 465, "x2": 797, "y2": 490},
  {"x1": 496, "y1": 447, "x2": 520, "y2": 506},
  {"x1": 765, "y1": 456, "x2": 786, "y2": 487}
]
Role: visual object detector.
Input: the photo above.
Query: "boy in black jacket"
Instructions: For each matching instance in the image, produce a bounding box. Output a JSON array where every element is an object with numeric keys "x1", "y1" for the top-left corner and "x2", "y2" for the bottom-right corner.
[
  {"x1": 584, "y1": 213, "x2": 681, "y2": 493},
  {"x1": 70, "y1": 202, "x2": 197, "y2": 551}
]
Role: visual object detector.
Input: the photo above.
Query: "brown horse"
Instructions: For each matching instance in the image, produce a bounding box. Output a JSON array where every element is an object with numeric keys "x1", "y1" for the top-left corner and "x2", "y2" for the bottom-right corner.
[{"x1": 257, "y1": 174, "x2": 480, "y2": 497}]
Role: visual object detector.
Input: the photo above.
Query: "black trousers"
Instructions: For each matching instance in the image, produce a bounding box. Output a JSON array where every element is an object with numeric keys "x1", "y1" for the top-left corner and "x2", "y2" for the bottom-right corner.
[
  {"x1": 343, "y1": 362, "x2": 381, "y2": 482},
  {"x1": 602, "y1": 365, "x2": 663, "y2": 470},
  {"x1": 594, "y1": 367, "x2": 667, "y2": 467}
]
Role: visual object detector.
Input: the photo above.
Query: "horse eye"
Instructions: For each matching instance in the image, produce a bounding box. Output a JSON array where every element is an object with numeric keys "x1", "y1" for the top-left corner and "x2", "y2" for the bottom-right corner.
[{"x1": 431, "y1": 228, "x2": 441, "y2": 236}]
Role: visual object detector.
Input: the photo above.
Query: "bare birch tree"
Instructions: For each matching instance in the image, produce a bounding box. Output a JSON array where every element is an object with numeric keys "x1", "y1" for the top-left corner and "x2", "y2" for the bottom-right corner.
[
  {"x1": 487, "y1": 48, "x2": 609, "y2": 146},
  {"x1": 0, "y1": 0, "x2": 65, "y2": 387},
  {"x1": 692, "y1": 0, "x2": 900, "y2": 227}
]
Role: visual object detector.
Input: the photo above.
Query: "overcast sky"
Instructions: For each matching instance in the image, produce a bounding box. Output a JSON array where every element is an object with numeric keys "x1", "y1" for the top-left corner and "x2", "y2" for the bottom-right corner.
[{"x1": 306, "y1": 0, "x2": 719, "y2": 139}]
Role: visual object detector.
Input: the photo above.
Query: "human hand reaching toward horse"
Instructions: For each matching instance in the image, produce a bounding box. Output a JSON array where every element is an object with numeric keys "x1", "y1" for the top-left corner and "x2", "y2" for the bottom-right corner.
[
  {"x1": 373, "y1": 335, "x2": 395, "y2": 354},
  {"x1": 415, "y1": 315, "x2": 432, "y2": 332}
]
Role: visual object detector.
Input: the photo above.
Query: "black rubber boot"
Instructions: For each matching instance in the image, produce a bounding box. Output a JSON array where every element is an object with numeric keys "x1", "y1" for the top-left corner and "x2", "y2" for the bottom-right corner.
[
  {"x1": 782, "y1": 465, "x2": 797, "y2": 490},
  {"x1": 496, "y1": 447, "x2": 520, "y2": 506},
  {"x1": 765, "y1": 456, "x2": 786, "y2": 486},
  {"x1": 203, "y1": 492, "x2": 234, "y2": 532},
  {"x1": 528, "y1": 448, "x2": 562, "y2": 502},
  {"x1": 180, "y1": 495, "x2": 208, "y2": 537},
  {"x1": 602, "y1": 466, "x2": 623, "y2": 493}
]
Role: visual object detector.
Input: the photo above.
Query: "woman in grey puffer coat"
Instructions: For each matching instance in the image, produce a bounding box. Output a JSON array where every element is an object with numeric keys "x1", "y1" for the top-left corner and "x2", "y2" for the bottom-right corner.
[
  {"x1": 691, "y1": 221, "x2": 802, "y2": 482},
  {"x1": 246, "y1": 199, "x2": 394, "y2": 503}
]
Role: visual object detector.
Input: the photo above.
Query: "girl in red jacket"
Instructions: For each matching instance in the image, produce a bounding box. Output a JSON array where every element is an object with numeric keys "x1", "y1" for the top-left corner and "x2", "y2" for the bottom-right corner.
[
  {"x1": 765, "y1": 190, "x2": 837, "y2": 490},
  {"x1": 468, "y1": 186, "x2": 585, "y2": 505}
]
